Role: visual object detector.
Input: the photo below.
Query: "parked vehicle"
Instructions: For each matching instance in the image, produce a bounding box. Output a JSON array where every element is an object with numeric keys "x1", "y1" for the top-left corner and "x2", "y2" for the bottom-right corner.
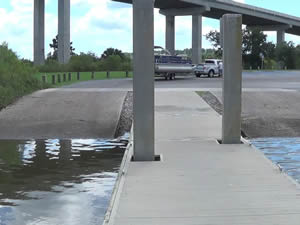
[
  {"x1": 154, "y1": 46, "x2": 193, "y2": 80},
  {"x1": 194, "y1": 59, "x2": 223, "y2": 78}
]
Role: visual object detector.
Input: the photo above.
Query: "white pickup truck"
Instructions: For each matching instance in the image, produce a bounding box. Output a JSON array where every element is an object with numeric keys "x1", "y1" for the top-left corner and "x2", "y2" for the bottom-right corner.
[{"x1": 194, "y1": 59, "x2": 223, "y2": 78}]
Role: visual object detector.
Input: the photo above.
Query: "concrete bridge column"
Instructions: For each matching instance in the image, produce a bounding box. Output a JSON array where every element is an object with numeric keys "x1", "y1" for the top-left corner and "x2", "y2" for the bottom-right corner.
[
  {"x1": 166, "y1": 15, "x2": 175, "y2": 55},
  {"x1": 58, "y1": 0, "x2": 71, "y2": 64},
  {"x1": 132, "y1": 0, "x2": 155, "y2": 161},
  {"x1": 192, "y1": 15, "x2": 202, "y2": 64},
  {"x1": 222, "y1": 14, "x2": 242, "y2": 144},
  {"x1": 34, "y1": 0, "x2": 45, "y2": 65},
  {"x1": 277, "y1": 30, "x2": 286, "y2": 45}
]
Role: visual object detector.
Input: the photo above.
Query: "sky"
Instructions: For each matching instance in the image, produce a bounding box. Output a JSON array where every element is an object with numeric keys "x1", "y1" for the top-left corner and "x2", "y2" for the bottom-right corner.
[{"x1": 1, "y1": 0, "x2": 300, "y2": 60}]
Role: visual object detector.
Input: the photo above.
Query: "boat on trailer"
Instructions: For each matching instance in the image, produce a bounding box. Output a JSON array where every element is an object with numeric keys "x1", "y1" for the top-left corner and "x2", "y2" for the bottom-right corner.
[{"x1": 154, "y1": 46, "x2": 194, "y2": 80}]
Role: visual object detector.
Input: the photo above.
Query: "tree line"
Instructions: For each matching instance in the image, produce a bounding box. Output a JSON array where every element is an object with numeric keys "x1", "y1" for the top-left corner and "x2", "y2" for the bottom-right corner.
[
  {"x1": 205, "y1": 28, "x2": 300, "y2": 70},
  {"x1": 25, "y1": 29, "x2": 300, "y2": 72},
  {"x1": 38, "y1": 35, "x2": 133, "y2": 72}
]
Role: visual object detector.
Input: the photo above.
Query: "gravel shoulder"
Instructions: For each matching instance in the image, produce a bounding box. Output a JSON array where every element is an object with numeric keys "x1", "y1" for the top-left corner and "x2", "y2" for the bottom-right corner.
[{"x1": 114, "y1": 91, "x2": 133, "y2": 137}]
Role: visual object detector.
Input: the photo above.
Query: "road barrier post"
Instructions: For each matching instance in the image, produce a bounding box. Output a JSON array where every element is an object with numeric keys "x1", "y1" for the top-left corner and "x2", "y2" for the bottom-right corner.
[
  {"x1": 63, "y1": 73, "x2": 66, "y2": 82},
  {"x1": 42, "y1": 75, "x2": 46, "y2": 84},
  {"x1": 91, "y1": 71, "x2": 95, "y2": 79},
  {"x1": 77, "y1": 72, "x2": 80, "y2": 80},
  {"x1": 222, "y1": 14, "x2": 242, "y2": 144},
  {"x1": 107, "y1": 71, "x2": 110, "y2": 79},
  {"x1": 68, "y1": 72, "x2": 71, "y2": 81},
  {"x1": 126, "y1": 71, "x2": 129, "y2": 78},
  {"x1": 52, "y1": 75, "x2": 56, "y2": 84},
  {"x1": 57, "y1": 74, "x2": 61, "y2": 83}
]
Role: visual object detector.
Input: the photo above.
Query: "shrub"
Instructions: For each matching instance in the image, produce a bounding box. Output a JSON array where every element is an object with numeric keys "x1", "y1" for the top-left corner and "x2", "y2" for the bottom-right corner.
[
  {"x1": 38, "y1": 50, "x2": 132, "y2": 73},
  {"x1": 0, "y1": 43, "x2": 46, "y2": 109},
  {"x1": 38, "y1": 59, "x2": 68, "y2": 72},
  {"x1": 68, "y1": 53, "x2": 98, "y2": 72}
]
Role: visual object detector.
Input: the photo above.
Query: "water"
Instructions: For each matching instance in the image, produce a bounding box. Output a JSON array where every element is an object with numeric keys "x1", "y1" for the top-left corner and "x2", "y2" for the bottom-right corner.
[
  {"x1": 251, "y1": 137, "x2": 300, "y2": 183},
  {"x1": 0, "y1": 137, "x2": 128, "y2": 225}
]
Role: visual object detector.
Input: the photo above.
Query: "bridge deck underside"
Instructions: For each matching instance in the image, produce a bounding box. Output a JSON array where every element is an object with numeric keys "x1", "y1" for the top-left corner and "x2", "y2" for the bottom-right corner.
[{"x1": 113, "y1": 0, "x2": 300, "y2": 35}]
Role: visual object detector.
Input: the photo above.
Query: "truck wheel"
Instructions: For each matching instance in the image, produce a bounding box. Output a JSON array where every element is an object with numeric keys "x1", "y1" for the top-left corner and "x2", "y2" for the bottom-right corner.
[{"x1": 208, "y1": 70, "x2": 214, "y2": 78}]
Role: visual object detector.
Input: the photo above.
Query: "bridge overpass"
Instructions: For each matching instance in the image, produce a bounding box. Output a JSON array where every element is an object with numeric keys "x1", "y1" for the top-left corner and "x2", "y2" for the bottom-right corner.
[
  {"x1": 33, "y1": 0, "x2": 300, "y2": 66},
  {"x1": 115, "y1": 0, "x2": 300, "y2": 63}
]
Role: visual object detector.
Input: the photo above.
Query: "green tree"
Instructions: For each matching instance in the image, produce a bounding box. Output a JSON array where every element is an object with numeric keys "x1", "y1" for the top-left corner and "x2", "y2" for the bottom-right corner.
[
  {"x1": 47, "y1": 35, "x2": 75, "y2": 60},
  {"x1": 175, "y1": 48, "x2": 193, "y2": 58},
  {"x1": 242, "y1": 28, "x2": 273, "y2": 69},
  {"x1": 203, "y1": 48, "x2": 219, "y2": 59},
  {"x1": 68, "y1": 52, "x2": 98, "y2": 72},
  {"x1": 275, "y1": 41, "x2": 296, "y2": 69},
  {"x1": 101, "y1": 48, "x2": 125, "y2": 59},
  {"x1": 205, "y1": 30, "x2": 222, "y2": 57},
  {"x1": 205, "y1": 28, "x2": 276, "y2": 69},
  {"x1": 99, "y1": 55, "x2": 123, "y2": 71}
]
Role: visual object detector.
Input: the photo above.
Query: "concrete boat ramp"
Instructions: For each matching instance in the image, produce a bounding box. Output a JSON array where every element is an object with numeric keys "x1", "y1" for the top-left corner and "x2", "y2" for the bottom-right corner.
[
  {"x1": 108, "y1": 91, "x2": 300, "y2": 225},
  {"x1": 0, "y1": 88, "x2": 127, "y2": 139}
]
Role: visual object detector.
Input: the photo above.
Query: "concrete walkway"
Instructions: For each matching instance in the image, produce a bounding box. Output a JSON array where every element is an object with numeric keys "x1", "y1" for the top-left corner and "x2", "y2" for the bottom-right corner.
[{"x1": 111, "y1": 91, "x2": 300, "y2": 225}]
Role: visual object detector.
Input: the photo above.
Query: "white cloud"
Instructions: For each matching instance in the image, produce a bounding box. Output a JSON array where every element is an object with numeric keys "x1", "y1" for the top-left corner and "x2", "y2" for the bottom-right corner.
[
  {"x1": 233, "y1": 0, "x2": 245, "y2": 3},
  {"x1": 0, "y1": 0, "x2": 252, "y2": 59},
  {"x1": 0, "y1": 1, "x2": 33, "y2": 58}
]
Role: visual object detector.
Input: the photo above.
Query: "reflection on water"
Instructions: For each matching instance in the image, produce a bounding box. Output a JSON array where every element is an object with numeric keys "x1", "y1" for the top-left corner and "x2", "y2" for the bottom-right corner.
[
  {"x1": 251, "y1": 137, "x2": 300, "y2": 183},
  {"x1": 0, "y1": 137, "x2": 128, "y2": 225}
]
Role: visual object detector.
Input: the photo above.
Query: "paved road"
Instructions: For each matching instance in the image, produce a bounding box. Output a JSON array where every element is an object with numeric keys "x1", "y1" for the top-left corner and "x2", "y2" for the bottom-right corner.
[{"x1": 66, "y1": 71, "x2": 300, "y2": 90}]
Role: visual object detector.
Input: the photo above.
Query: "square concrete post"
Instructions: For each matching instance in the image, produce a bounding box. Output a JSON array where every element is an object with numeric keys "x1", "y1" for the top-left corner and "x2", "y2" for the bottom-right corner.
[
  {"x1": 192, "y1": 15, "x2": 202, "y2": 64},
  {"x1": 34, "y1": 0, "x2": 45, "y2": 65},
  {"x1": 220, "y1": 17, "x2": 224, "y2": 48},
  {"x1": 222, "y1": 14, "x2": 242, "y2": 144},
  {"x1": 166, "y1": 15, "x2": 175, "y2": 55},
  {"x1": 58, "y1": 0, "x2": 71, "y2": 64},
  {"x1": 133, "y1": 0, "x2": 155, "y2": 161},
  {"x1": 277, "y1": 30, "x2": 285, "y2": 45}
]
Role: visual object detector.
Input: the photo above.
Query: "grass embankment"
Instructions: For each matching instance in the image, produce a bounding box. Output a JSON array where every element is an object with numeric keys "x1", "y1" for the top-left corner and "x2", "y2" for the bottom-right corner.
[
  {"x1": 35, "y1": 71, "x2": 133, "y2": 87},
  {"x1": 0, "y1": 44, "x2": 48, "y2": 110}
]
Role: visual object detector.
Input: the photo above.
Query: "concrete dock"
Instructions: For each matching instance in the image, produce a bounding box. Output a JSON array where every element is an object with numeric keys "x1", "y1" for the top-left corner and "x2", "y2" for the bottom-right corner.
[{"x1": 109, "y1": 91, "x2": 300, "y2": 225}]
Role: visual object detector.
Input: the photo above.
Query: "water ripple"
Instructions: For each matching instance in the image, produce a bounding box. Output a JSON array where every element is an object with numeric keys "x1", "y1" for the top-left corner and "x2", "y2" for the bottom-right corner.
[
  {"x1": 251, "y1": 137, "x2": 300, "y2": 183},
  {"x1": 0, "y1": 136, "x2": 128, "y2": 225}
]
